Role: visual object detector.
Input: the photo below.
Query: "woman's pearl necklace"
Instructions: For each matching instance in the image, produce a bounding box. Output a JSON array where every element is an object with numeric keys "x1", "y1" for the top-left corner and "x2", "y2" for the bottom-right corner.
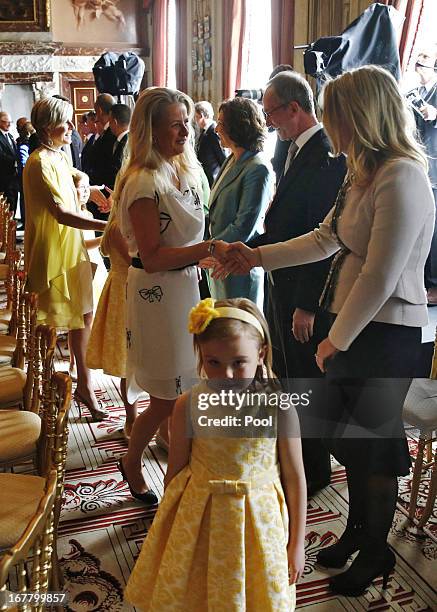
[{"x1": 41, "y1": 142, "x2": 63, "y2": 153}]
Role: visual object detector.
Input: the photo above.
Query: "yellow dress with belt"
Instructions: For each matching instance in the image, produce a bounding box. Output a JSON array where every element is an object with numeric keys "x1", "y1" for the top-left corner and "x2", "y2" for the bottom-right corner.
[
  {"x1": 125, "y1": 381, "x2": 296, "y2": 611},
  {"x1": 86, "y1": 242, "x2": 128, "y2": 378},
  {"x1": 23, "y1": 148, "x2": 93, "y2": 330}
]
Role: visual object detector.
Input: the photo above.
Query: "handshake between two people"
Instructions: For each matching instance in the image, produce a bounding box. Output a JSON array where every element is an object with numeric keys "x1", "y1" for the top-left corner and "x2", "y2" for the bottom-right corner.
[{"x1": 199, "y1": 240, "x2": 261, "y2": 279}]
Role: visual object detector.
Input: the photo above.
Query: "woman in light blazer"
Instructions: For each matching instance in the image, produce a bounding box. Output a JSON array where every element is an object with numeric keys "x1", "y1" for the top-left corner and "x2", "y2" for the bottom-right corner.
[
  {"x1": 206, "y1": 97, "x2": 273, "y2": 309},
  {"x1": 221, "y1": 66, "x2": 435, "y2": 596}
]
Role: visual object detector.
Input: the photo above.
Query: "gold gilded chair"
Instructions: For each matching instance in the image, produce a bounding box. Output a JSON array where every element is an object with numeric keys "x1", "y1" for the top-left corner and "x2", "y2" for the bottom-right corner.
[
  {"x1": 0, "y1": 340, "x2": 64, "y2": 472},
  {"x1": 0, "y1": 373, "x2": 71, "y2": 598},
  {"x1": 0, "y1": 290, "x2": 37, "y2": 370},
  {"x1": 0, "y1": 470, "x2": 57, "y2": 612},
  {"x1": 0, "y1": 218, "x2": 17, "y2": 283},
  {"x1": 0, "y1": 253, "x2": 21, "y2": 336},
  {"x1": 0, "y1": 324, "x2": 56, "y2": 413},
  {"x1": 403, "y1": 328, "x2": 437, "y2": 528}
]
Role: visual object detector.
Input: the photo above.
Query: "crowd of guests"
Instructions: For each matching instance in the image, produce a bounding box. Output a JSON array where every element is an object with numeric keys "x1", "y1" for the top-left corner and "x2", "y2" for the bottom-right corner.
[{"x1": 1, "y1": 47, "x2": 435, "y2": 609}]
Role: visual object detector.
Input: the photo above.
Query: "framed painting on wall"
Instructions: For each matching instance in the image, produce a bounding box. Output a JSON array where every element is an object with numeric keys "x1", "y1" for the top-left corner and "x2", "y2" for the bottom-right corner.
[{"x1": 0, "y1": 0, "x2": 50, "y2": 32}]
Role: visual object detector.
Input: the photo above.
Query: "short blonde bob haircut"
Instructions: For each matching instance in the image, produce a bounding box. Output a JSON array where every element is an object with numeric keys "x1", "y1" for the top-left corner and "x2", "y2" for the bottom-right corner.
[
  {"x1": 30, "y1": 97, "x2": 73, "y2": 141},
  {"x1": 113, "y1": 86, "x2": 202, "y2": 204},
  {"x1": 322, "y1": 65, "x2": 427, "y2": 185}
]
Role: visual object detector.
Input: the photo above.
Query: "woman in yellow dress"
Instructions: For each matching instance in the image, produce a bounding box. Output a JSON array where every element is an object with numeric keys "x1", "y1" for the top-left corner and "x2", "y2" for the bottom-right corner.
[
  {"x1": 86, "y1": 189, "x2": 138, "y2": 437},
  {"x1": 125, "y1": 298, "x2": 307, "y2": 611},
  {"x1": 24, "y1": 96, "x2": 108, "y2": 420}
]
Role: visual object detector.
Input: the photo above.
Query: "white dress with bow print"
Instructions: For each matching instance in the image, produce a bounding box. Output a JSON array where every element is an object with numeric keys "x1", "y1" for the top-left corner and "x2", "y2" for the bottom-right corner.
[{"x1": 118, "y1": 168, "x2": 204, "y2": 401}]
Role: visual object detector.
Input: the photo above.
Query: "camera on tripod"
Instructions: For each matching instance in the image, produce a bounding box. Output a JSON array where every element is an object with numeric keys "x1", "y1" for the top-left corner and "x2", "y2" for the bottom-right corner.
[{"x1": 235, "y1": 89, "x2": 264, "y2": 103}]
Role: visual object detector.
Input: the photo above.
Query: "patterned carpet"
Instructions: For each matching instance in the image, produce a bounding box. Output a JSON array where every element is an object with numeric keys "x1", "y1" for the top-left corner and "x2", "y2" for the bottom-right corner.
[{"x1": 54, "y1": 337, "x2": 437, "y2": 612}]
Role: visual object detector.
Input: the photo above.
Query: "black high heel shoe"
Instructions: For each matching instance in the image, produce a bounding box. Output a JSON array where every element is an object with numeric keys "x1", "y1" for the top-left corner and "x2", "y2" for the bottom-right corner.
[
  {"x1": 329, "y1": 548, "x2": 396, "y2": 596},
  {"x1": 317, "y1": 526, "x2": 363, "y2": 568},
  {"x1": 74, "y1": 390, "x2": 109, "y2": 422},
  {"x1": 117, "y1": 459, "x2": 158, "y2": 507}
]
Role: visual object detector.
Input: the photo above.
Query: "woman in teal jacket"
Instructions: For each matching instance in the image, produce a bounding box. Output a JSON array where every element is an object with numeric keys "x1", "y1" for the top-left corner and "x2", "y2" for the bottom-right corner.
[{"x1": 206, "y1": 97, "x2": 273, "y2": 309}]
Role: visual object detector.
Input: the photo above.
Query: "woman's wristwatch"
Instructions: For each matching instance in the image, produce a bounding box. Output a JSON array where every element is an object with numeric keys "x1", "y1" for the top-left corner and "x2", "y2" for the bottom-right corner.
[{"x1": 208, "y1": 239, "x2": 216, "y2": 256}]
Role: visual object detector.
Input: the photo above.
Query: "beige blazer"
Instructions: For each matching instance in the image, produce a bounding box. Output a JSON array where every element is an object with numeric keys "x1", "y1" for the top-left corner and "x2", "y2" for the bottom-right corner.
[{"x1": 259, "y1": 158, "x2": 435, "y2": 351}]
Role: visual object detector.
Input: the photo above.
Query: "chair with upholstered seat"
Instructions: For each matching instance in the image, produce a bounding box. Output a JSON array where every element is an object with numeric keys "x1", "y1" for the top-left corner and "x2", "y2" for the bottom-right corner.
[
  {"x1": 0, "y1": 253, "x2": 21, "y2": 336},
  {"x1": 0, "y1": 289, "x2": 36, "y2": 370},
  {"x1": 403, "y1": 329, "x2": 437, "y2": 528},
  {"x1": 0, "y1": 323, "x2": 55, "y2": 414},
  {"x1": 0, "y1": 469, "x2": 57, "y2": 611},
  {"x1": 0, "y1": 372, "x2": 72, "y2": 595},
  {"x1": 0, "y1": 217, "x2": 17, "y2": 283}
]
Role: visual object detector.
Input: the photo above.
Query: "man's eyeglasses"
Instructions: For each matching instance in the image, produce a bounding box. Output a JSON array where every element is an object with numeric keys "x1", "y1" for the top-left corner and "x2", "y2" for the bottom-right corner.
[{"x1": 262, "y1": 103, "x2": 287, "y2": 120}]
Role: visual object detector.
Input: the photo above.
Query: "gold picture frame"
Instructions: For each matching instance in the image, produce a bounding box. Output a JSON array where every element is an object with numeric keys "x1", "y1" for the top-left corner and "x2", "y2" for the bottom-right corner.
[{"x1": 0, "y1": 0, "x2": 50, "y2": 32}]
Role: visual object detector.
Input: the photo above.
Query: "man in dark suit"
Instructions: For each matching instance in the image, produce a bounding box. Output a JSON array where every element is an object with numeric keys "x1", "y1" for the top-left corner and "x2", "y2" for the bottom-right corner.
[
  {"x1": 87, "y1": 93, "x2": 116, "y2": 269},
  {"x1": 248, "y1": 71, "x2": 346, "y2": 495},
  {"x1": 88, "y1": 93, "x2": 117, "y2": 192},
  {"x1": 194, "y1": 101, "x2": 226, "y2": 187},
  {"x1": 268, "y1": 63, "x2": 294, "y2": 184},
  {"x1": 411, "y1": 47, "x2": 437, "y2": 303},
  {"x1": 0, "y1": 112, "x2": 19, "y2": 215},
  {"x1": 80, "y1": 111, "x2": 98, "y2": 176},
  {"x1": 108, "y1": 103, "x2": 131, "y2": 186}
]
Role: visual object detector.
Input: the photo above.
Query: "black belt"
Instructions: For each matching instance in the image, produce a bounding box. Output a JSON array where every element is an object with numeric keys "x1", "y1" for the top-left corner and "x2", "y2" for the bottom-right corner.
[{"x1": 131, "y1": 257, "x2": 197, "y2": 271}]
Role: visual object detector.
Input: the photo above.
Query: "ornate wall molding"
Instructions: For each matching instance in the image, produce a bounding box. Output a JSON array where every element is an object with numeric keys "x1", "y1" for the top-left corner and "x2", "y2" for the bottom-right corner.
[
  {"x1": 32, "y1": 80, "x2": 57, "y2": 101},
  {"x1": 0, "y1": 72, "x2": 54, "y2": 85},
  {"x1": 0, "y1": 42, "x2": 61, "y2": 55},
  {"x1": 0, "y1": 42, "x2": 145, "y2": 57},
  {"x1": 0, "y1": 54, "x2": 100, "y2": 74}
]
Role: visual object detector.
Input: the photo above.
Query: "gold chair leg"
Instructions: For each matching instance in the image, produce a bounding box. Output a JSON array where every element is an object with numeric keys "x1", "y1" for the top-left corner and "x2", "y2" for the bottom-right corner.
[
  {"x1": 409, "y1": 435, "x2": 426, "y2": 521},
  {"x1": 418, "y1": 448, "x2": 437, "y2": 528}
]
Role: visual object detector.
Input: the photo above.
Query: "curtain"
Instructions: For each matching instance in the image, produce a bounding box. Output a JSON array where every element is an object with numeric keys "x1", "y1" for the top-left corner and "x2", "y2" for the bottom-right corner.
[
  {"x1": 175, "y1": 0, "x2": 188, "y2": 92},
  {"x1": 376, "y1": 0, "x2": 425, "y2": 70},
  {"x1": 151, "y1": 0, "x2": 169, "y2": 86},
  {"x1": 222, "y1": 0, "x2": 246, "y2": 99},
  {"x1": 271, "y1": 0, "x2": 295, "y2": 68}
]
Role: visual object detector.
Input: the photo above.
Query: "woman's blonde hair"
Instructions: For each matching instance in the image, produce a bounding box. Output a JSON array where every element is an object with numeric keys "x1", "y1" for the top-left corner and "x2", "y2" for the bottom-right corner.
[
  {"x1": 322, "y1": 65, "x2": 428, "y2": 185},
  {"x1": 30, "y1": 97, "x2": 73, "y2": 141},
  {"x1": 192, "y1": 298, "x2": 275, "y2": 381},
  {"x1": 113, "y1": 86, "x2": 202, "y2": 206}
]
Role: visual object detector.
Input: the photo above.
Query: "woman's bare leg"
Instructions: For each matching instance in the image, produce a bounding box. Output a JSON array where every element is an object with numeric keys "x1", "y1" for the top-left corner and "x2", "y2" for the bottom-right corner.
[
  {"x1": 69, "y1": 311, "x2": 100, "y2": 412},
  {"x1": 121, "y1": 396, "x2": 175, "y2": 493},
  {"x1": 158, "y1": 417, "x2": 170, "y2": 444},
  {"x1": 120, "y1": 377, "x2": 138, "y2": 437},
  {"x1": 67, "y1": 334, "x2": 75, "y2": 371}
]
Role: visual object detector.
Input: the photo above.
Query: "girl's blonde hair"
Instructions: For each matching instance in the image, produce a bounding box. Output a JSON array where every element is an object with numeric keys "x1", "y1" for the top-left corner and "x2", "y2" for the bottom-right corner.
[
  {"x1": 322, "y1": 65, "x2": 428, "y2": 185},
  {"x1": 112, "y1": 86, "x2": 202, "y2": 207},
  {"x1": 193, "y1": 298, "x2": 275, "y2": 381},
  {"x1": 31, "y1": 97, "x2": 73, "y2": 141},
  {"x1": 71, "y1": 169, "x2": 89, "y2": 188}
]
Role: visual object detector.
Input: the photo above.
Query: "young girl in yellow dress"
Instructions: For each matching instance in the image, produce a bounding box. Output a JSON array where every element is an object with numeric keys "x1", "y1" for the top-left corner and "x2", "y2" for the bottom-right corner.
[
  {"x1": 86, "y1": 188, "x2": 138, "y2": 436},
  {"x1": 125, "y1": 297, "x2": 306, "y2": 611}
]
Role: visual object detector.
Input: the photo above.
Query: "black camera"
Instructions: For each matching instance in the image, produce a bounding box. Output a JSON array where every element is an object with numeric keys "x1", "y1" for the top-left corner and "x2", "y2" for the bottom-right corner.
[
  {"x1": 235, "y1": 89, "x2": 263, "y2": 102},
  {"x1": 406, "y1": 90, "x2": 427, "y2": 118}
]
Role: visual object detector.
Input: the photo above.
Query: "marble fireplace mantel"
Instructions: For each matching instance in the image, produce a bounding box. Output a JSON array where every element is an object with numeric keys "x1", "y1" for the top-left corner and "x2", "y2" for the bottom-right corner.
[{"x1": 0, "y1": 54, "x2": 100, "y2": 75}]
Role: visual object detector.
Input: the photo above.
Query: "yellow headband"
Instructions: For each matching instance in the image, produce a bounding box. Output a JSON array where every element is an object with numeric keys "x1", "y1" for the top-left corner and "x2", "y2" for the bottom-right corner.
[{"x1": 188, "y1": 298, "x2": 265, "y2": 339}]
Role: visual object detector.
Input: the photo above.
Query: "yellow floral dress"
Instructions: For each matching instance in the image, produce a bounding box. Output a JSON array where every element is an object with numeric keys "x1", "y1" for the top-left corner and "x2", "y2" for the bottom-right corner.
[
  {"x1": 125, "y1": 382, "x2": 296, "y2": 611},
  {"x1": 86, "y1": 242, "x2": 128, "y2": 378},
  {"x1": 23, "y1": 148, "x2": 93, "y2": 330}
]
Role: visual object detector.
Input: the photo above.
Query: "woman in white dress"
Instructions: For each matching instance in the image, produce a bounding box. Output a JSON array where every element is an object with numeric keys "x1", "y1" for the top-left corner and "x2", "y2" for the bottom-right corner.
[{"x1": 115, "y1": 88, "x2": 227, "y2": 504}]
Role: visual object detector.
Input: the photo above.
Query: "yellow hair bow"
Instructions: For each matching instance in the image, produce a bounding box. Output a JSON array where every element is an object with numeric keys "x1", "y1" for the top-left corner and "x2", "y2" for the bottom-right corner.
[{"x1": 188, "y1": 298, "x2": 220, "y2": 335}]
